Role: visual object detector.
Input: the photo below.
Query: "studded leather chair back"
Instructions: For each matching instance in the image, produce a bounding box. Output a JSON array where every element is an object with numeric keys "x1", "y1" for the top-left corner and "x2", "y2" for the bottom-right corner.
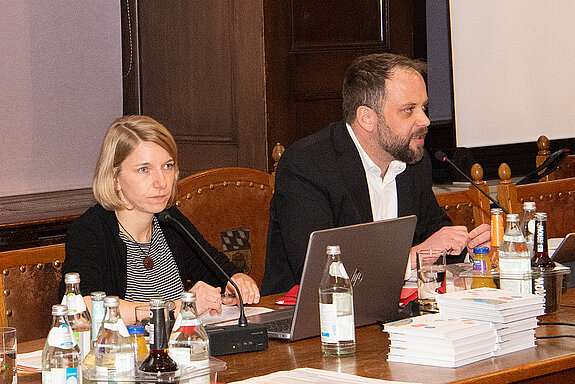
[
  {"x1": 176, "y1": 168, "x2": 275, "y2": 287},
  {"x1": 0, "y1": 244, "x2": 65, "y2": 342}
]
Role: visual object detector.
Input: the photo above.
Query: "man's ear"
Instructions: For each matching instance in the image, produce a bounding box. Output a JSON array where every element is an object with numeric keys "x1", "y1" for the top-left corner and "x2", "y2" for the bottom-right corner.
[{"x1": 355, "y1": 106, "x2": 377, "y2": 133}]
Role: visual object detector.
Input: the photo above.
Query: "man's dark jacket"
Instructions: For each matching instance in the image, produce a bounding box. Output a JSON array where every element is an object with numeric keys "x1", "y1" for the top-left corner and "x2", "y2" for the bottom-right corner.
[{"x1": 261, "y1": 121, "x2": 454, "y2": 295}]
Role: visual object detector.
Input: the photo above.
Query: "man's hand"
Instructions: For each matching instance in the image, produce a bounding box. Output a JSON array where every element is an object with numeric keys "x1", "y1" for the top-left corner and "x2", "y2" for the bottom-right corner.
[
  {"x1": 224, "y1": 273, "x2": 260, "y2": 306},
  {"x1": 416, "y1": 225, "x2": 470, "y2": 255},
  {"x1": 467, "y1": 223, "x2": 491, "y2": 252}
]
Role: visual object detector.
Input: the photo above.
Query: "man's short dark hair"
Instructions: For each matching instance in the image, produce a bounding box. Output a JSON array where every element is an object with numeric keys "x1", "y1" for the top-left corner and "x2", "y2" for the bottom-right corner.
[{"x1": 342, "y1": 53, "x2": 427, "y2": 123}]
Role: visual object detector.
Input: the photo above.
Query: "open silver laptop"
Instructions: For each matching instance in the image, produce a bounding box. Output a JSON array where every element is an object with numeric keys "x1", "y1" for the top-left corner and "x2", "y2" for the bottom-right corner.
[{"x1": 248, "y1": 215, "x2": 417, "y2": 341}]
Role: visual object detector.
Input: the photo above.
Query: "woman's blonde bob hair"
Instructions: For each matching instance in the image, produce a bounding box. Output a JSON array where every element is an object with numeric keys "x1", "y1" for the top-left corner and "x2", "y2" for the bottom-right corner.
[{"x1": 93, "y1": 115, "x2": 179, "y2": 211}]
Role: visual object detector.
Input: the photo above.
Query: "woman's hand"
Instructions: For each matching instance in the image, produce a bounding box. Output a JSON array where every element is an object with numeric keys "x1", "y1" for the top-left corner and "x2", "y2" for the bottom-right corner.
[
  {"x1": 224, "y1": 273, "x2": 260, "y2": 306},
  {"x1": 191, "y1": 281, "x2": 224, "y2": 316}
]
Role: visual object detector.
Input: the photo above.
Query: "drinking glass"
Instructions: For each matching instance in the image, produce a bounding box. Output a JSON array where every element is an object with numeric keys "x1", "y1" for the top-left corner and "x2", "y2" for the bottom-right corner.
[
  {"x1": 0, "y1": 327, "x2": 16, "y2": 384},
  {"x1": 416, "y1": 250, "x2": 447, "y2": 312}
]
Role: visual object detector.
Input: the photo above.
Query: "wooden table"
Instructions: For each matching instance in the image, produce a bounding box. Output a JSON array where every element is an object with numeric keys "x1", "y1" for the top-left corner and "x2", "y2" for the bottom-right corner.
[
  {"x1": 217, "y1": 290, "x2": 575, "y2": 384},
  {"x1": 18, "y1": 289, "x2": 575, "y2": 383}
]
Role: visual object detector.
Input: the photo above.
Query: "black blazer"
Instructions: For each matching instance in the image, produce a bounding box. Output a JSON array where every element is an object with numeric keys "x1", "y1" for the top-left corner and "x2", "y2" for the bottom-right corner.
[
  {"x1": 261, "y1": 121, "x2": 453, "y2": 295},
  {"x1": 60, "y1": 204, "x2": 240, "y2": 299}
]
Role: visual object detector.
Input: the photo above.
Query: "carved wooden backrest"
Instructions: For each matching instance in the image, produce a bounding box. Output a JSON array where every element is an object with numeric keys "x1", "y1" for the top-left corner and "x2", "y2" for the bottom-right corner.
[
  {"x1": 434, "y1": 164, "x2": 491, "y2": 232},
  {"x1": 0, "y1": 244, "x2": 65, "y2": 342},
  {"x1": 537, "y1": 135, "x2": 575, "y2": 181},
  {"x1": 497, "y1": 163, "x2": 575, "y2": 238},
  {"x1": 176, "y1": 168, "x2": 275, "y2": 287}
]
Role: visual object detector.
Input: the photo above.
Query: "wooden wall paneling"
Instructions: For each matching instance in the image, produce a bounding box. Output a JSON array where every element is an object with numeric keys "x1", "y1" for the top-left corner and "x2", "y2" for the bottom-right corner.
[
  {"x1": 121, "y1": 0, "x2": 267, "y2": 176},
  {"x1": 230, "y1": 0, "x2": 268, "y2": 171},
  {"x1": 263, "y1": 0, "x2": 414, "y2": 169},
  {"x1": 121, "y1": 0, "x2": 141, "y2": 115}
]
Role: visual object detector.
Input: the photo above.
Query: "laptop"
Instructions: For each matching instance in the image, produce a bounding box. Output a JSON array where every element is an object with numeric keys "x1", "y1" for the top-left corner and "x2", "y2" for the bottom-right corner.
[
  {"x1": 248, "y1": 215, "x2": 417, "y2": 341},
  {"x1": 551, "y1": 233, "x2": 575, "y2": 264}
]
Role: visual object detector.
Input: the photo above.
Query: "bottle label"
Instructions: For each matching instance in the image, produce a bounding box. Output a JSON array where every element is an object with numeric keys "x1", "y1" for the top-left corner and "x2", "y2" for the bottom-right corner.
[
  {"x1": 319, "y1": 293, "x2": 355, "y2": 343},
  {"x1": 103, "y1": 321, "x2": 130, "y2": 338},
  {"x1": 47, "y1": 324, "x2": 78, "y2": 348},
  {"x1": 172, "y1": 315, "x2": 202, "y2": 332},
  {"x1": 74, "y1": 330, "x2": 90, "y2": 359},
  {"x1": 527, "y1": 219, "x2": 536, "y2": 237},
  {"x1": 61, "y1": 294, "x2": 86, "y2": 314},
  {"x1": 499, "y1": 253, "x2": 532, "y2": 294},
  {"x1": 491, "y1": 215, "x2": 504, "y2": 247},
  {"x1": 43, "y1": 367, "x2": 78, "y2": 384},
  {"x1": 169, "y1": 347, "x2": 192, "y2": 366},
  {"x1": 535, "y1": 219, "x2": 547, "y2": 253},
  {"x1": 91, "y1": 302, "x2": 106, "y2": 341},
  {"x1": 170, "y1": 348, "x2": 210, "y2": 383},
  {"x1": 328, "y1": 262, "x2": 349, "y2": 279},
  {"x1": 472, "y1": 259, "x2": 488, "y2": 272},
  {"x1": 114, "y1": 353, "x2": 135, "y2": 373}
]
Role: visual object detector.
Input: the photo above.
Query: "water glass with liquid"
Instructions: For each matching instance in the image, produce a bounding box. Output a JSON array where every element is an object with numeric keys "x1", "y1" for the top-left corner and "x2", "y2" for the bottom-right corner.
[
  {"x1": 416, "y1": 250, "x2": 447, "y2": 312},
  {"x1": 0, "y1": 327, "x2": 16, "y2": 384}
]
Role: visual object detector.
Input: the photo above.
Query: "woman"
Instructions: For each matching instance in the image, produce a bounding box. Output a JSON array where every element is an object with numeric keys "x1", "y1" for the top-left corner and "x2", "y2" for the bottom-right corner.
[{"x1": 61, "y1": 115, "x2": 260, "y2": 323}]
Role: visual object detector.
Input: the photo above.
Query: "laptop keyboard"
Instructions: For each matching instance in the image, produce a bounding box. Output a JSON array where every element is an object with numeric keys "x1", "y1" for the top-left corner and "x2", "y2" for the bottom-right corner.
[{"x1": 265, "y1": 317, "x2": 292, "y2": 333}]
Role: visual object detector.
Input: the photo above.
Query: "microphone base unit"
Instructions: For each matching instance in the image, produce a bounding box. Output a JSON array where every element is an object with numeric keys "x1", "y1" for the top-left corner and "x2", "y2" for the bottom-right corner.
[{"x1": 206, "y1": 323, "x2": 269, "y2": 355}]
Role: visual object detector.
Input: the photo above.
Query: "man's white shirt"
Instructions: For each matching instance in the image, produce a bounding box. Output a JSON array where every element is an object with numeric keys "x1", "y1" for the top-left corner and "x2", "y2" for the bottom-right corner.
[{"x1": 346, "y1": 123, "x2": 413, "y2": 280}]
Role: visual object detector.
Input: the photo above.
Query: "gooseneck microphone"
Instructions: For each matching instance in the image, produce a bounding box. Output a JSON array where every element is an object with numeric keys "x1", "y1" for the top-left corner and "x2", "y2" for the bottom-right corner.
[
  {"x1": 158, "y1": 211, "x2": 248, "y2": 325},
  {"x1": 158, "y1": 211, "x2": 268, "y2": 355},
  {"x1": 434, "y1": 151, "x2": 509, "y2": 214},
  {"x1": 516, "y1": 148, "x2": 570, "y2": 185}
]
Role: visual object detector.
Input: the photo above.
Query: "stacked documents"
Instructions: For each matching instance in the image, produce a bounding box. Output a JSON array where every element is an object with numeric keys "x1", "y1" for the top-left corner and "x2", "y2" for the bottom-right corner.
[
  {"x1": 383, "y1": 314, "x2": 497, "y2": 368},
  {"x1": 436, "y1": 288, "x2": 544, "y2": 356}
]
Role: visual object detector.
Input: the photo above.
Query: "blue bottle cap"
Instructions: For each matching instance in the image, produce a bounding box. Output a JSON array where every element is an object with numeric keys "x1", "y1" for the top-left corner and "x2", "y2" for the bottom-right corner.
[
  {"x1": 473, "y1": 246, "x2": 489, "y2": 254},
  {"x1": 127, "y1": 324, "x2": 145, "y2": 335}
]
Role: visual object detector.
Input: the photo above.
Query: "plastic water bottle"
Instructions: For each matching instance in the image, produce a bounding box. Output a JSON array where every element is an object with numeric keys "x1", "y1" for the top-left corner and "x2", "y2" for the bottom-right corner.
[
  {"x1": 42, "y1": 304, "x2": 81, "y2": 384},
  {"x1": 61, "y1": 273, "x2": 92, "y2": 359},
  {"x1": 92, "y1": 296, "x2": 135, "y2": 379},
  {"x1": 169, "y1": 291, "x2": 210, "y2": 382},
  {"x1": 319, "y1": 245, "x2": 355, "y2": 356},
  {"x1": 499, "y1": 214, "x2": 532, "y2": 293}
]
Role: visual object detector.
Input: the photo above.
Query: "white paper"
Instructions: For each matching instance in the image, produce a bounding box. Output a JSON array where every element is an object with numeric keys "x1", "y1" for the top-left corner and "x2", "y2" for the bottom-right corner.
[
  {"x1": 200, "y1": 305, "x2": 273, "y2": 326},
  {"x1": 228, "y1": 367, "x2": 417, "y2": 384},
  {"x1": 17, "y1": 350, "x2": 43, "y2": 372}
]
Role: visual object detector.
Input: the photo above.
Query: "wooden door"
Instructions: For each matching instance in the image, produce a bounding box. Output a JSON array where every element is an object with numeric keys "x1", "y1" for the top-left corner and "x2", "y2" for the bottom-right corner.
[
  {"x1": 121, "y1": 0, "x2": 267, "y2": 177},
  {"x1": 263, "y1": 0, "x2": 415, "y2": 168}
]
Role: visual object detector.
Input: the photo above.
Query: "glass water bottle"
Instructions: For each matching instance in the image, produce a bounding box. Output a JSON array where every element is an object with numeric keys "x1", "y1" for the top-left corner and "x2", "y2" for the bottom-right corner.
[
  {"x1": 318, "y1": 245, "x2": 355, "y2": 356},
  {"x1": 42, "y1": 304, "x2": 81, "y2": 384}
]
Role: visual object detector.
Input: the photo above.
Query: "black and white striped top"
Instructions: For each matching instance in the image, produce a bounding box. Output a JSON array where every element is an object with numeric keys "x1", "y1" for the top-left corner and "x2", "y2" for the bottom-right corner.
[{"x1": 120, "y1": 217, "x2": 184, "y2": 302}]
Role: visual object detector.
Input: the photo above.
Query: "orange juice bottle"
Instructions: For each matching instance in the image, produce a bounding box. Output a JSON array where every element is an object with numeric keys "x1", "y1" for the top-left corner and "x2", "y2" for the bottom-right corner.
[{"x1": 490, "y1": 208, "x2": 504, "y2": 270}]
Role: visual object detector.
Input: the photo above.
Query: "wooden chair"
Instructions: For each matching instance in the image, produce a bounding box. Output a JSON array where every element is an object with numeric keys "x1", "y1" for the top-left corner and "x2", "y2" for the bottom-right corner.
[
  {"x1": 175, "y1": 144, "x2": 284, "y2": 288},
  {"x1": 0, "y1": 243, "x2": 65, "y2": 342},
  {"x1": 434, "y1": 164, "x2": 491, "y2": 232},
  {"x1": 497, "y1": 163, "x2": 575, "y2": 238},
  {"x1": 536, "y1": 135, "x2": 575, "y2": 181}
]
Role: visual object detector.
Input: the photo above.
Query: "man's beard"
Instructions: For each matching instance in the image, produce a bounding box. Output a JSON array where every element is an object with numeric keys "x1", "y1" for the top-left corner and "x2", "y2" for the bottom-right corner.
[{"x1": 376, "y1": 118, "x2": 427, "y2": 164}]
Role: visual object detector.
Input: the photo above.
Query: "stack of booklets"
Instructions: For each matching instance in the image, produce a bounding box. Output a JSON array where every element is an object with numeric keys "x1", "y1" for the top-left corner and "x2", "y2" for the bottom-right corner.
[
  {"x1": 436, "y1": 287, "x2": 545, "y2": 356},
  {"x1": 384, "y1": 314, "x2": 497, "y2": 367}
]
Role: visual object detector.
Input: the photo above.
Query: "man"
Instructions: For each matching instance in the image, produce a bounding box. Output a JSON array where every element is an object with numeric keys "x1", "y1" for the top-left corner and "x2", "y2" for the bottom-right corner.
[{"x1": 261, "y1": 53, "x2": 490, "y2": 295}]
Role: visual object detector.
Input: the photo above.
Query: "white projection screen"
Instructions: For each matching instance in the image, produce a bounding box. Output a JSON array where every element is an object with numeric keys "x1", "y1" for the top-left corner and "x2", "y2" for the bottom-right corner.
[
  {"x1": 450, "y1": 0, "x2": 575, "y2": 148},
  {"x1": 0, "y1": 2, "x2": 122, "y2": 197}
]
